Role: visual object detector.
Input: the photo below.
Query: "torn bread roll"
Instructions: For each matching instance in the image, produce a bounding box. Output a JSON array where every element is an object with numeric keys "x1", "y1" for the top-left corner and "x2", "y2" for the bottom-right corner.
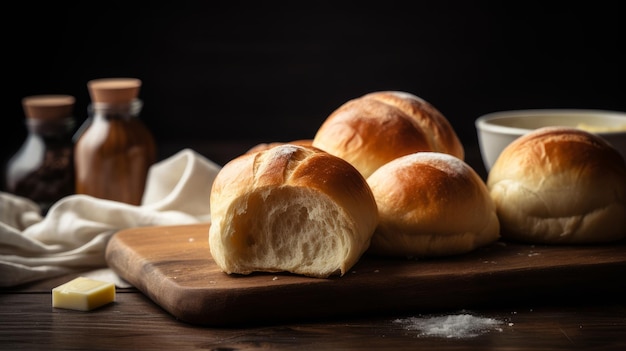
[
  {"x1": 209, "y1": 144, "x2": 379, "y2": 278},
  {"x1": 366, "y1": 152, "x2": 500, "y2": 257},
  {"x1": 487, "y1": 126, "x2": 626, "y2": 244},
  {"x1": 312, "y1": 91, "x2": 464, "y2": 178}
]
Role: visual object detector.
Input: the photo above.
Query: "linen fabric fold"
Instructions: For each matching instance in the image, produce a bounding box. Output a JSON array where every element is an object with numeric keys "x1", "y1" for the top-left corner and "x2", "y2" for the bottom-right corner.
[{"x1": 0, "y1": 148, "x2": 221, "y2": 287}]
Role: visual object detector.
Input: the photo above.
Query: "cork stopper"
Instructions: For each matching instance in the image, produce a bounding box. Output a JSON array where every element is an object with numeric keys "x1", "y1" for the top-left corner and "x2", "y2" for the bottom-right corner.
[
  {"x1": 22, "y1": 95, "x2": 75, "y2": 120},
  {"x1": 87, "y1": 78, "x2": 142, "y2": 104}
]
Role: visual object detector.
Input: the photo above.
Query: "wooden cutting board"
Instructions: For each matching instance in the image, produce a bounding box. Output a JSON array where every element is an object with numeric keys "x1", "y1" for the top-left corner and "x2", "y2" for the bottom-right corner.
[{"x1": 105, "y1": 223, "x2": 626, "y2": 327}]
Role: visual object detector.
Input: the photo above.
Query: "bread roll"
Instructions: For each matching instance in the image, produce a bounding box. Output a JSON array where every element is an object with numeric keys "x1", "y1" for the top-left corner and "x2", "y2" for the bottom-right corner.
[
  {"x1": 487, "y1": 126, "x2": 626, "y2": 244},
  {"x1": 366, "y1": 152, "x2": 500, "y2": 257},
  {"x1": 245, "y1": 139, "x2": 313, "y2": 154},
  {"x1": 312, "y1": 91, "x2": 464, "y2": 178},
  {"x1": 209, "y1": 144, "x2": 379, "y2": 278}
]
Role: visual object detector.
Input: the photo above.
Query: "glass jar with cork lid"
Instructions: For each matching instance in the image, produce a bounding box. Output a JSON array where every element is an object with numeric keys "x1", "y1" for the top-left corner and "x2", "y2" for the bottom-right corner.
[
  {"x1": 5, "y1": 95, "x2": 76, "y2": 214},
  {"x1": 74, "y1": 78, "x2": 156, "y2": 205}
]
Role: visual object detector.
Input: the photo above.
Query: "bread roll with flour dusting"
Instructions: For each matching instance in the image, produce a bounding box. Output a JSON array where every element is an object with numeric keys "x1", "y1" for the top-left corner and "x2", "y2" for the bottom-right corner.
[
  {"x1": 366, "y1": 152, "x2": 500, "y2": 257},
  {"x1": 245, "y1": 139, "x2": 314, "y2": 154},
  {"x1": 487, "y1": 126, "x2": 626, "y2": 244},
  {"x1": 312, "y1": 91, "x2": 464, "y2": 178},
  {"x1": 209, "y1": 144, "x2": 378, "y2": 278}
]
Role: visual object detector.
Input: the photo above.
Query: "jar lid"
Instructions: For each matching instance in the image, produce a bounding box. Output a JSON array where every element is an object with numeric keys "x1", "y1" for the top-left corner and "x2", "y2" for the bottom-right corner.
[
  {"x1": 22, "y1": 95, "x2": 75, "y2": 120},
  {"x1": 87, "y1": 78, "x2": 142, "y2": 104}
]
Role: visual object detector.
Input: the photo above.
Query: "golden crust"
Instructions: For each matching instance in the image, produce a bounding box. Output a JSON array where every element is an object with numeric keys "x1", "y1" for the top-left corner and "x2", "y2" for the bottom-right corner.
[
  {"x1": 366, "y1": 152, "x2": 500, "y2": 257},
  {"x1": 312, "y1": 91, "x2": 464, "y2": 178},
  {"x1": 245, "y1": 139, "x2": 314, "y2": 154},
  {"x1": 209, "y1": 144, "x2": 378, "y2": 278},
  {"x1": 487, "y1": 126, "x2": 626, "y2": 244}
]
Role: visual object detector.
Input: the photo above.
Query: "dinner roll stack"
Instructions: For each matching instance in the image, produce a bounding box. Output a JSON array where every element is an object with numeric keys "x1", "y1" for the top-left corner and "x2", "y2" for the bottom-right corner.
[
  {"x1": 366, "y1": 152, "x2": 500, "y2": 257},
  {"x1": 209, "y1": 144, "x2": 379, "y2": 278},
  {"x1": 487, "y1": 127, "x2": 626, "y2": 244},
  {"x1": 312, "y1": 91, "x2": 464, "y2": 178}
]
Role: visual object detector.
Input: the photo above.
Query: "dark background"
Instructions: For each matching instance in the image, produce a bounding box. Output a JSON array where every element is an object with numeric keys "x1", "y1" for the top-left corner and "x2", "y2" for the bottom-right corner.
[{"x1": 3, "y1": 1, "x2": 625, "y2": 183}]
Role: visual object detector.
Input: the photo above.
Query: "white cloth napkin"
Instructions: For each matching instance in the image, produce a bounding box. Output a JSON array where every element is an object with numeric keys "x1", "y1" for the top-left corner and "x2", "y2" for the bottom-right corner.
[{"x1": 0, "y1": 148, "x2": 221, "y2": 288}]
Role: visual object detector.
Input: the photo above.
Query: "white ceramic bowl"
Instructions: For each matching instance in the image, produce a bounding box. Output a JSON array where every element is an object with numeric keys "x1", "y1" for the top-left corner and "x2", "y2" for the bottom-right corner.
[{"x1": 475, "y1": 109, "x2": 626, "y2": 171}]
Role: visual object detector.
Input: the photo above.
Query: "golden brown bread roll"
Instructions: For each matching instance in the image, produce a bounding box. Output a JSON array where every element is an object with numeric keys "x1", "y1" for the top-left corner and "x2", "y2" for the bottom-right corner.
[
  {"x1": 487, "y1": 126, "x2": 626, "y2": 244},
  {"x1": 312, "y1": 91, "x2": 464, "y2": 178},
  {"x1": 209, "y1": 144, "x2": 379, "y2": 278},
  {"x1": 366, "y1": 152, "x2": 500, "y2": 257},
  {"x1": 245, "y1": 139, "x2": 313, "y2": 154}
]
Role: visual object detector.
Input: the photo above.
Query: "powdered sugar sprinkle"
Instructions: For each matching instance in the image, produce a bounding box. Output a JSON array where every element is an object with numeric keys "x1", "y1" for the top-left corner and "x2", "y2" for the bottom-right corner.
[{"x1": 394, "y1": 313, "x2": 504, "y2": 338}]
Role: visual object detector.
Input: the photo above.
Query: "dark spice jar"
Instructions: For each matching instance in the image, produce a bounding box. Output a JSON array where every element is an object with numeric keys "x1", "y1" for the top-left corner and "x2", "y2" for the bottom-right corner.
[
  {"x1": 74, "y1": 78, "x2": 156, "y2": 205},
  {"x1": 5, "y1": 95, "x2": 77, "y2": 214}
]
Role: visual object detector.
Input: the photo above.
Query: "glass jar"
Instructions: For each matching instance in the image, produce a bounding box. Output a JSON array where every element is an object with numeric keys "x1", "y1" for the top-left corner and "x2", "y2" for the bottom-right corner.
[
  {"x1": 5, "y1": 95, "x2": 76, "y2": 214},
  {"x1": 74, "y1": 78, "x2": 156, "y2": 205}
]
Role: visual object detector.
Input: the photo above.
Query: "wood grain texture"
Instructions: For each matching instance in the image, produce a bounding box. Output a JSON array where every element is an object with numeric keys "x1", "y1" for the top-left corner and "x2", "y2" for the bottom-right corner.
[
  {"x1": 2, "y1": 292, "x2": 626, "y2": 350},
  {"x1": 105, "y1": 223, "x2": 626, "y2": 327}
]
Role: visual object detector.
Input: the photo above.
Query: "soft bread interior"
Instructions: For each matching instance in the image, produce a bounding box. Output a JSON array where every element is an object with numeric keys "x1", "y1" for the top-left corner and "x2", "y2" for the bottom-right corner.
[
  {"x1": 208, "y1": 144, "x2": 378, "y2": 278},
  {"x1": 210, "y1": 186, "x2": 358, "y2": 278}
]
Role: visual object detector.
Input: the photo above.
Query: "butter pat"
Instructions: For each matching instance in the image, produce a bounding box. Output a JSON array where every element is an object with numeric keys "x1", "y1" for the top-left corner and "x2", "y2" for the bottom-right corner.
[{"x1": 52, "y1": 277, "x2": 116, "y2": 311}]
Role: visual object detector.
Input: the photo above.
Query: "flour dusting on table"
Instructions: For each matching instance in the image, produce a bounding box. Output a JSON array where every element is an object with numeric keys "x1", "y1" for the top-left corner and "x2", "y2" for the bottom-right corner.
[{"x1": 394, "y1": 313, "x2": 504, "y2": 338}]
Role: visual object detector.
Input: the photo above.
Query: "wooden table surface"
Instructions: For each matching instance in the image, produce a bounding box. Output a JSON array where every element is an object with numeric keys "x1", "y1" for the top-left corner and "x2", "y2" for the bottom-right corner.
[
  {"x1": 2, "y1": 273, "x2": 626, "y2": 350},
  {"x1": 2, "y1": 141, "x2": 626, "y2": 350}
]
